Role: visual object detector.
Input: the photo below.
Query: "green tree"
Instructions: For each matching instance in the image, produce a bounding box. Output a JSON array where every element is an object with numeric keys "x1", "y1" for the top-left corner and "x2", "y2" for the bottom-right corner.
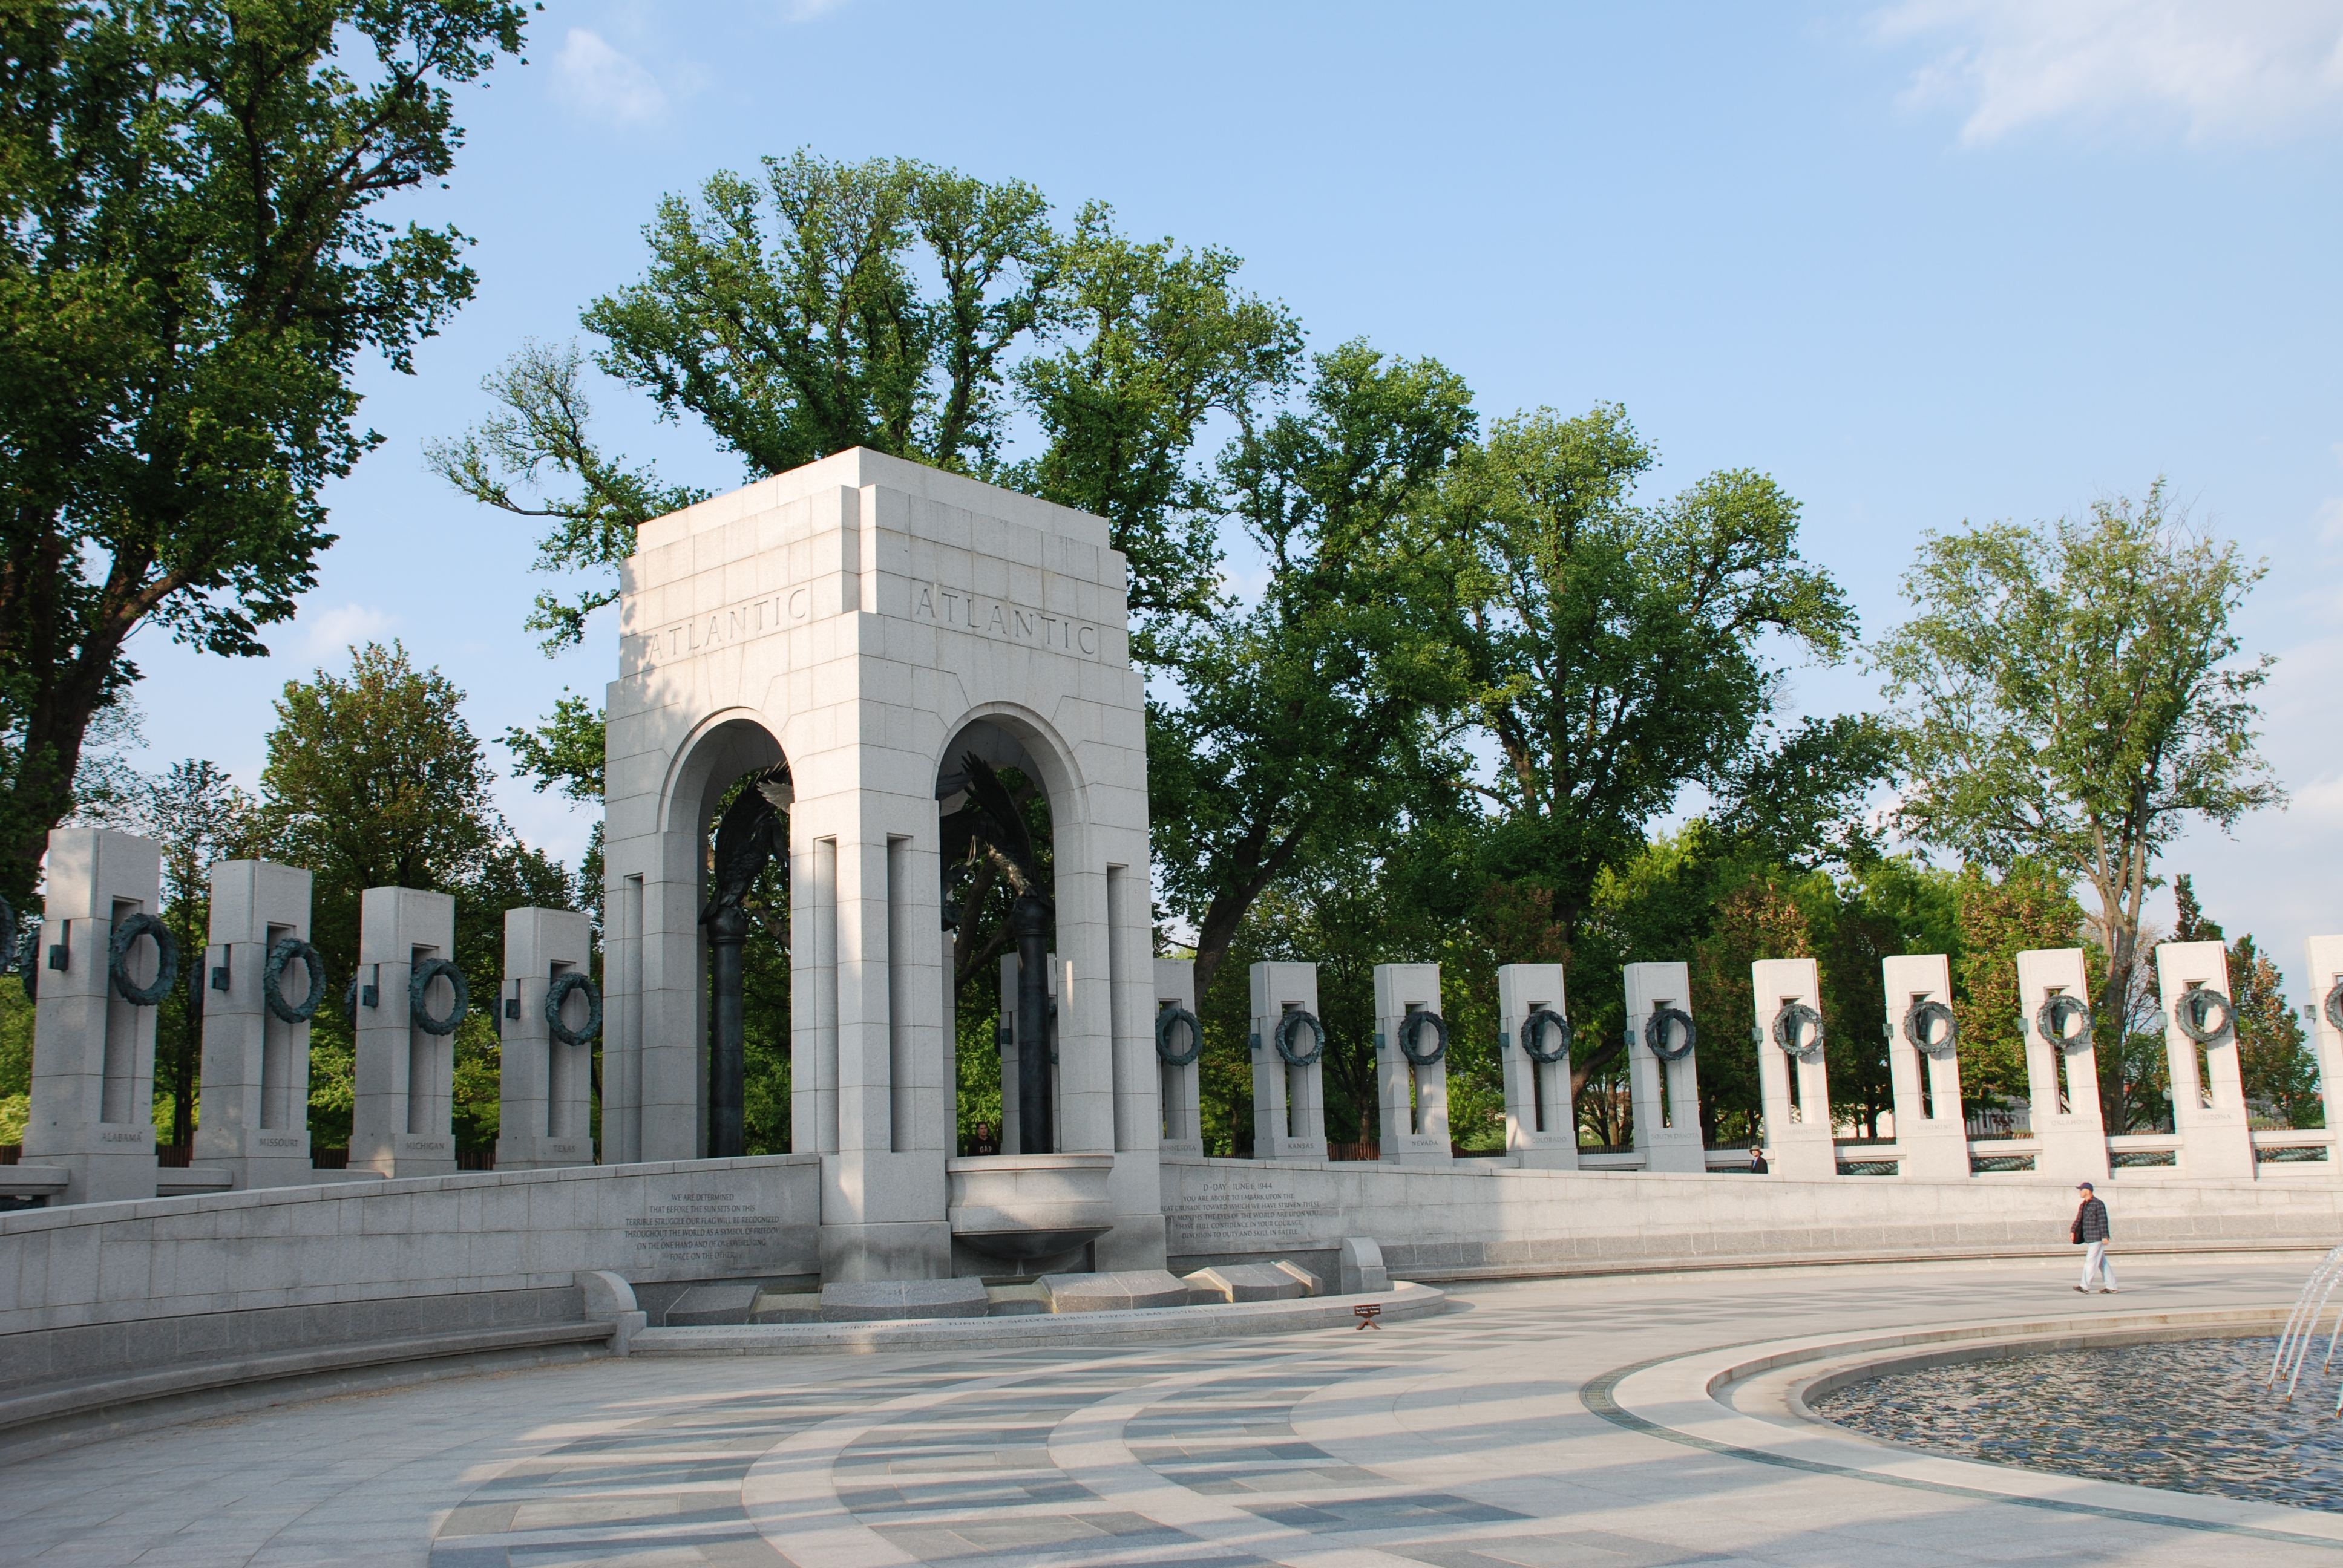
[
  {"x1": 1154, "y1": 341, "x2": 1478, "y2": 1002},
  {"x1": 256, "y1": 642, "x2": 545, "y2": 1149},
  {"x1": 1687, "y1": 873, "x2": 1812, "y2": 1145},
  {"x1": 425, "y1": 341, "x2": 710, "y2": 652},
  {"x1": 1414, "y1": 405, "x2": 1860, "y2": 948},
  {"x1": 584, "y1": 151, "x2": 1054, "y2": 480},
  {"x1": 0, "y1": 0, "x2": 529, "y2": 902},
  {"x1": 451, "y1": 837, "x2": 572, "y2": 1149},
  {"x1": 1398, "y1": 405, "x2": 1866, "y2": 1090},
  {"x1": 1006, "y1": 202, "x2": 1303, "y2": 654},
  {"x1": 1877, "y1": 484, "x2": 2283, "y2": 1060},
  {"x1": 1950, "y1": 860, "x2": 2086, "y2": 1109},
  {"x1": 2231, "y1": 933, "x2": 2318, "y2": 1128},
  {"x1": 259, "y1": 642, "x2": 501, "y2": 964}
]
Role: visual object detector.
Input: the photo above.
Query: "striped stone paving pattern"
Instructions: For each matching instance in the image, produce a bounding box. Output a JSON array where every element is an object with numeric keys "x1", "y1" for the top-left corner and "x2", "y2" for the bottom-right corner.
[
  {"x1": 424, "y1": 1270, "x2": 2296, "y2": 1568},
  {"x1": 426, "y1": 1316, "x2": 1591, "y2": 1568},
  {"x1": 8, "y1": 1263, "x2": 2325, "y2": 1566}
]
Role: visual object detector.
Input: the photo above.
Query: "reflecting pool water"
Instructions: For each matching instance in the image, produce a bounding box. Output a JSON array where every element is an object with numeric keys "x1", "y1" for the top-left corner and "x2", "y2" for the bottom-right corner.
[{"x1": 1812, "y1": 1336, "x2": 2343, "y2": 1512}]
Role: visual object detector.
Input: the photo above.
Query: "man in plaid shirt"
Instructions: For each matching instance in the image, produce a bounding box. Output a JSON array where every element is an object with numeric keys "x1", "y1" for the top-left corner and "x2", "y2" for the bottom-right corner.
[{"x1": 2071, "y1": 1181, "x2": 2117, "y2": 1294}]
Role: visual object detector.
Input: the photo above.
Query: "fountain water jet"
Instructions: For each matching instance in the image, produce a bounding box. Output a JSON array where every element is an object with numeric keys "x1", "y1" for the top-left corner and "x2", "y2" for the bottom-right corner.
[{"x1": 2267, "y1": 1242, "x2": 2343, "y2": 1405}]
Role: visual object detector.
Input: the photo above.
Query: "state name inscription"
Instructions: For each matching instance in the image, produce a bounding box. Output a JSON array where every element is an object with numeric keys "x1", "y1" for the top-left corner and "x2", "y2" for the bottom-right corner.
[
  {"x1": 631, "y1": 580, "x2": 1106, "y2": 669},
  {"x1": 911, "y1": 584, "x2": 1099, "y2": 658},
  {"x1": 1168, "y1": 1177, "x2": 1320, "y2": 1251},
  {"x1": 626, "y1": 1190, "x2": 790, "y2": 1273}
]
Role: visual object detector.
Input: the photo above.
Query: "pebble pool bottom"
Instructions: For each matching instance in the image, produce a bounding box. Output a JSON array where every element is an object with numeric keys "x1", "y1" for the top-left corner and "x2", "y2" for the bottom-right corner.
[{"x1": 1812, "y1": 1336, "x2": 2343, "y2": 1512}]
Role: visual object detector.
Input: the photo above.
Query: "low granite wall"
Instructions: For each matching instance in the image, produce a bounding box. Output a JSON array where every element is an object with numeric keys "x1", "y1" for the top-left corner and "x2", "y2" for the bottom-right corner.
[
  {"x1": 0, "y1": 1154, "x2": 822, "y2": 1344},
  {"x1": 1162, "y1": 1157, "x2": 2343, "y2": 1276}
]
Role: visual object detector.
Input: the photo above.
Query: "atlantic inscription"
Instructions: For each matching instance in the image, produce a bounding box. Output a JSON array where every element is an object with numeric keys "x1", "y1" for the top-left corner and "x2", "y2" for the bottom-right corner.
[
  {"x1": 632, "y1": 581, "x2": 1104, "y2": 669},
  {"x1": 911, "y1": 583, "x2": 1100, "y2": 658}
]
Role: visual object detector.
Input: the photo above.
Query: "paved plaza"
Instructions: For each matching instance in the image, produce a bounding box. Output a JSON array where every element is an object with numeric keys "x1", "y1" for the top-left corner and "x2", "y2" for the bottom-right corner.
[{"x1": 2, "y1": 1256, "x2": 2334, "y2": 1567}]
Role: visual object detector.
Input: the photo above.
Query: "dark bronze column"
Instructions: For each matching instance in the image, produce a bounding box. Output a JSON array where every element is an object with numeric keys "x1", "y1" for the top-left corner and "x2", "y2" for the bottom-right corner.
[
  {"x1": 1012, "y1": 892, "x2": 1053, "y2": 1154},
  {"x1": 704, "y1": 900, "x2": 748, "y2": 1158}
]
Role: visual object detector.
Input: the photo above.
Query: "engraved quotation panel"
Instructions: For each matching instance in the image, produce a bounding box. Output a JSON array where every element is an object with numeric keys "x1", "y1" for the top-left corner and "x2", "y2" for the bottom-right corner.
[
  {"x1": 1167, "y1": 1174, "x2": 1322, "y2": 1253},
  {"x1": 624, "y1": 1186, "x2": 810, "y2": 1280}
]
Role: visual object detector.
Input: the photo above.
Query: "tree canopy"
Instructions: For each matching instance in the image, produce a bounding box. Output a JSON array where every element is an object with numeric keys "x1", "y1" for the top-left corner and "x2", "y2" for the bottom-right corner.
[
  {"x1": 404, "y1": 148, "x2": 2301, "y2": 1161},
  {"x1": 0, "y1": 0, "x2": 528, "y2": 901},
  {"x1": 1407, "y1": 404, "x2": 1865, "y2": 944},
  {"x1": 257, "y1": 641, "x2": 569, "y2": 1150},
  {"x1": 1153, "y1": 341, "x2": 1478, "y2": 1001},
  {"x1": 582, "y1": 151, "x2": 1055, "y2": 480},
  {"x1": 1876, "y1": 483, "x2": 2282, "y2": 1042}
]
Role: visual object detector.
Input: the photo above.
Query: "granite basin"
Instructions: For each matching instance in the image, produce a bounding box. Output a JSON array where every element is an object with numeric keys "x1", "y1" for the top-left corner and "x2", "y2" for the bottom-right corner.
[{"x1": 946, "y1": 1153, "x2": 1115, "y2": 1260}]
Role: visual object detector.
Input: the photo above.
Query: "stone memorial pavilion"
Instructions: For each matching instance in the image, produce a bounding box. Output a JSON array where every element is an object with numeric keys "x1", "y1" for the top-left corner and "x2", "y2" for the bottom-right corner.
[{"x1": 6, "y1": 450, "x2": 2343, "y2": 1451}]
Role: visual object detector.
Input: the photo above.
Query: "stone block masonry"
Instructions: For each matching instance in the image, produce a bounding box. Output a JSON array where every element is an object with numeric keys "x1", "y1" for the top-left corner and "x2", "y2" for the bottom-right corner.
[
  {"x1": 601, "y1": 448, "x2": 1162, "y2": 1279},
  {"x1": 194, "y1": 860, "x2": 318, "y2": 1191},
  {"x1": 496, "y1": 907, "x2": 597, "y2": 1171},
  {"x1": 0, "y1": 1155, "x2": 821, "y2": 1351},
  {"x1": 1160, "y1": 1155, "x2": 2343, "y2": 1279},
  {"x1": 350, "y1": 887, "x2": 461, "y2": 1179},
  {"x1": 23, "y1": 829, "x2": 168, "y2": 1206}
]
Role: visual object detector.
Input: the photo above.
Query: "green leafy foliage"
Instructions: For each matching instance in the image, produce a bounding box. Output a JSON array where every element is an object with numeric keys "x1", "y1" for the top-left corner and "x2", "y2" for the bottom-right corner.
[
  {"x1": 1006, "y1": 201, "x2": 1303, "y2": 656},
  {"x1": 0, "y1": 0, "x2": 528, "y2": 901},
  {"x1": 1155, "y1": 342, "x2": 1477, "y2": 1004},
  {"x1": 584, "y1": 150, "x2": 1054, "y2": 480},
  {"x1": 2232, "y1": 932, "x2": 2319, "y2": 1129},
  {"x1": 1878, "y1": 484, "x2": 2283, "y2": 1052},
  {"x1": 1950, "y1": 861, "x2": 2086, "y2": 1106},
  {"x1": 425, "y1": 341, "x2": 712, "y2": 652},
  {"x1": 254, "y1": 642, "x2": 572, "y2": 1151},
  {"x1": 1407, "y1": 405, "x2": 1861, "y2": 944}
]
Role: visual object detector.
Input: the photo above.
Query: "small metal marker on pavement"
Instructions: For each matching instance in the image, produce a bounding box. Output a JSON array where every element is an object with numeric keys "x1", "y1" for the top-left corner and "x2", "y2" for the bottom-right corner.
[{"x1": 1354, "y1": 1303, "x2": 1382, "y2": 1331}]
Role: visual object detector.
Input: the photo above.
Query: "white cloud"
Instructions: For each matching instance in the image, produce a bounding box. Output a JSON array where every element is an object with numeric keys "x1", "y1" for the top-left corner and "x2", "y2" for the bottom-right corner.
[
  {"x1": 302, "y1": 602, "x2": 396, "y2": 659},
  {"x1": 2317, "y1": 495, "x2": 2343, "y2": 544},
  {"x1": 1875, "y1": 0, "x2": 2343, "y2": 143},
  {"x1": 554, "y1": 28, "x2": 667, "y2": 125}
]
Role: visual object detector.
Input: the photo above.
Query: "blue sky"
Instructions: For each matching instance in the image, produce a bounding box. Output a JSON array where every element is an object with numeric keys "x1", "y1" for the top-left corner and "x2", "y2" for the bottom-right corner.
[{"x1": 116, "y1": 1, "x2": 2343, "y2": 995}]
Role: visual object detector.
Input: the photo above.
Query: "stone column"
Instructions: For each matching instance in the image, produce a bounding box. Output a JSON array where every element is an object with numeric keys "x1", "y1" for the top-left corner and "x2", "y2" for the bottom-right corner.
[
  {"x1": 495, "y1": 907, "x2": 597, "y2": 1170},
  {"x1": 1093, "y1": 858, "x2": 1166, "y2": 1272},
  {"x1": 1625, "y1": 961, "x2": 1705, "y2": 1174},
  {"x1": 2155, "y1": 939, "x2": 2256, "y2": 1180},
  {"x1": 812, "y1": 803, "x2": 951, "y2": 1283},
  {"x1": 23, "y1": 828, "x2": 167, "y2": 1205},
  {"x1": 1497, "y1": 962, "x2": 1576, "y2": 1168},
  {"x1": 1155, "y1": 958, "x2": 1203, "y2": 1157},
  {"x1": 1880, "y1": 953, "x2": 1967, "y2": 1182},
  {"x1": 2017, "y1": 947, "x2": 2108, "y2": 1184},
  {"x1": 1249, "y1": 961, "x2": 1327, "y2": 1160},
  {"x1": 193, "y1": 860, "x2": 317, "y2": 1188},
  {"x1": 1375, "y1": 962, "x2": 1452, "y2": 1166},
  {"x1": 1752, "y1": 958, "x2": 1834, "y2": 1178},
  {"x1": 350, "y1": 887, "x2": 462, "y2": 1178},
  {"x1": 2304, "y1": 935, "x2": 2343, "y2": 1148}
]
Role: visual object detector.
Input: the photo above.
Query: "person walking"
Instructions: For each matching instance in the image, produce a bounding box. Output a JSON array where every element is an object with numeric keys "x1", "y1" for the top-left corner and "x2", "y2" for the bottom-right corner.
[{"x1": 2071, "y1": 1181, "x2": 2117, "y2": 1293}]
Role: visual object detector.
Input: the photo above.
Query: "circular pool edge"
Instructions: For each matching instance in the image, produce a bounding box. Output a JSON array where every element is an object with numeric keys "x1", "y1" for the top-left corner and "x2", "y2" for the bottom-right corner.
[{"x1": 1587, "y1": 1301, "x2": 2343, "y2": 1546}]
